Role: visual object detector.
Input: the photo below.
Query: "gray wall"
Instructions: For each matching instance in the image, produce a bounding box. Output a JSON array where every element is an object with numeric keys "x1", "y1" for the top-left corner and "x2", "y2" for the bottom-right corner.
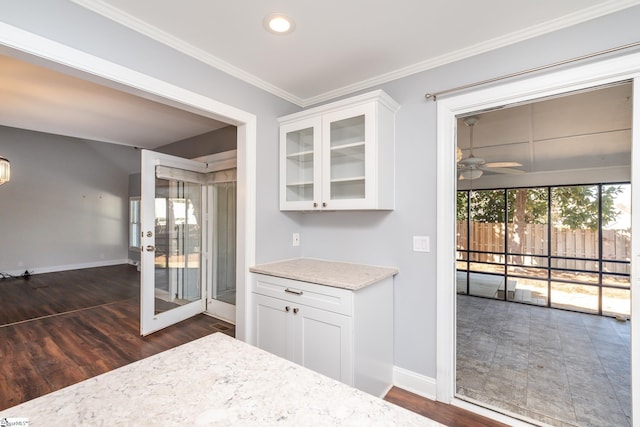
[
  {"x1": 2, "y1": 1, "x2": 639, "y2": 380},
  {"x1": 0, "y1": 125, "x2": 140, "y2": 274}
]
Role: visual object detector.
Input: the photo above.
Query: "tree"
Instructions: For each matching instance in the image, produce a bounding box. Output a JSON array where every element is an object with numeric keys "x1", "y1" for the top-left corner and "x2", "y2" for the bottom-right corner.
[
  {"x1": 510, "y1": 188, "x2": 529, "y2": 263},
  {"x1": 458, "y1": 185, "x2": 625, "y2": 263},
  {"x1": 458, "y1": 185, "x2": 623, "y2": 231},
  {"x1": 468, "y1": 189, "x2": 505, "y2": 223},
  {"x1": 551, "y1": 186, "x2": 623, "y2": 230}
]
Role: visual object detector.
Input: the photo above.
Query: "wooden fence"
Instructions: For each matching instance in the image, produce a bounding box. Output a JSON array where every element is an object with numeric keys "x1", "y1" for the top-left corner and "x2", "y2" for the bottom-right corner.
[{"x1": 456, "y1": 221, "x2": 630, "y2": 273}]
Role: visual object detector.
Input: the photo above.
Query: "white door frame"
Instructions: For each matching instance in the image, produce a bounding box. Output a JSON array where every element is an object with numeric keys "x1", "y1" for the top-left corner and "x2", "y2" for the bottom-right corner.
[
  {"x1": 0, "y1": 22, "x2": 257, "y2": 341},
  {"x1": 436, "y1": 52, "x2": 640, "y2": 424}
]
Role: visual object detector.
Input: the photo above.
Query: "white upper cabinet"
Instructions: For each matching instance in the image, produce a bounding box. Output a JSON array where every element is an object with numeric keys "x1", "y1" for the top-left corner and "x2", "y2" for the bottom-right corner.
[{"x1": 279, "y1": 90, "x2": 399, "y2": 211}]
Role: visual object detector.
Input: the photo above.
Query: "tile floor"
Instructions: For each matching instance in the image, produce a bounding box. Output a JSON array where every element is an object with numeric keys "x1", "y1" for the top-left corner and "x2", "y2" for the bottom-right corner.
[{"x1": 456, "y1": 294, "x2": 631, "y2": 427}]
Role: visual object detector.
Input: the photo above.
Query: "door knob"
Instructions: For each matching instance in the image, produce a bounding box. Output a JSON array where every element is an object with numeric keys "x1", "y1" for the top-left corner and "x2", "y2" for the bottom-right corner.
[{"x1": 146, "y1": 245, "x2": 155, "y2": 252}]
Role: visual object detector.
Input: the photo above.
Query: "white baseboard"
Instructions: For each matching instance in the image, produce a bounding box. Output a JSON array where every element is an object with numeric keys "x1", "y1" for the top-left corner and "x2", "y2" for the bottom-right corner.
[
  {"x1": 392, "y1": 366, "x2": 437, "y2": 400},
  {"x1": 3, "y1": 259, "x2": 129, "y2": 277}
]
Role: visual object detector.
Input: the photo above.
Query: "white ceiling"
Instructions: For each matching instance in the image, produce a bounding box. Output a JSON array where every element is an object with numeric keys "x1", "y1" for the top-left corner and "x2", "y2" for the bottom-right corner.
[
  {"x1": 0, "y1": 55, "x2": 229, "y2": 148},
  {"x1": 1, "y1": 0, "x2": 638, "y2": 149},
  {"x1": 456, "y1": 82, "x2": 632, "y2": 181},
  {"x1": 72, "y1": 0, "x2": 639, "y2": 105}
]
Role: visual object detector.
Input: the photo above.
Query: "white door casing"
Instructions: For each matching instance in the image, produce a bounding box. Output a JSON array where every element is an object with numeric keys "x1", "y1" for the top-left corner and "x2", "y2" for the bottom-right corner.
[{"x1": 0, "y1": 22, "x2": 257, "y2": 341}]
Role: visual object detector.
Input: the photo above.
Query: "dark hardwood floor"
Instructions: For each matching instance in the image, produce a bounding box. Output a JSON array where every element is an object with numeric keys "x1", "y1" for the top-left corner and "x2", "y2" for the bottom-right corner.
[
  {"x1": 0, "y1": 265, "x2": 233, "y2": 410},
  {"x1": 0, "y1": 265, "x2": 507, "y2": 426},
  {"x1": 385, "y1": 387, "x2": 510, "y2": 427},
  {"x1": 0, "y1": 264, "x2": 139, "y2": 325}
]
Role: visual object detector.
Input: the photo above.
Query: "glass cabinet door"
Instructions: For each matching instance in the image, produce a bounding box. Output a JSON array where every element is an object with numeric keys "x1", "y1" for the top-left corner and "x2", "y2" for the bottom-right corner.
[
  {"x1": 322, "y1": 103, "x2": 376, "y2": 208},
  {"x1": 280, "y1": 117, "x2": 321, "y2": 210},
  {"x1": 329, "y1": 114, "x2": 366, "y2": 200},
  {"x1": 279, "y1": 90, "x2": 397, "y2": 211}
]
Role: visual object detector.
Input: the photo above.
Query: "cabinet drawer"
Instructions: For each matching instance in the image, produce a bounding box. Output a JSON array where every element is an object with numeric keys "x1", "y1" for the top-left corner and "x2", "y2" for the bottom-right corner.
[{"x1": 253, "y1": 274, "x2": 353, "y2": 316}]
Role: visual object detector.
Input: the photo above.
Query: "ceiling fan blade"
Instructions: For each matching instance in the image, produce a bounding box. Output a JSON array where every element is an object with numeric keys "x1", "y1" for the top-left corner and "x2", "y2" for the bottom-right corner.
[
  {"x1": 480, "y1": 166, "x2": 525, "y2": 174},
  {"x1": 483, "y1": 161, "x2": 522, "y2": 168}
]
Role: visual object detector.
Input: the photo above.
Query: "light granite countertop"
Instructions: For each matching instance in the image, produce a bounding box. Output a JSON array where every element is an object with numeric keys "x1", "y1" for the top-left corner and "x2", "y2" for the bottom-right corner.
[
  {"x1": 250, "y1": 258, "x2": 398, "y2": 290},
  {"x1": 0, "y1": 333, "x2": 439, "y2": 426}
]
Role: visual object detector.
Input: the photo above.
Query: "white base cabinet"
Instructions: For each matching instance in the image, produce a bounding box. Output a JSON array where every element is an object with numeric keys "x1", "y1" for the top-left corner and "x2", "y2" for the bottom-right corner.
[
  {"x1": 251, "y1": 273, "x2": 394, "y2": 397},
  {"x1": 255, "y1": 294, "x2": 353, "y2": 384}
]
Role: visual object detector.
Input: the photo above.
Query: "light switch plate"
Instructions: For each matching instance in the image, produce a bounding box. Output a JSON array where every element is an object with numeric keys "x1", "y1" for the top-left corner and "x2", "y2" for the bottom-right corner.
[
  {"x1": 292, "y1": 233, "x2": 300, "y2": 246},
  {"x1": 413, "y1": 236, "x2": 430, "y2": 252}
]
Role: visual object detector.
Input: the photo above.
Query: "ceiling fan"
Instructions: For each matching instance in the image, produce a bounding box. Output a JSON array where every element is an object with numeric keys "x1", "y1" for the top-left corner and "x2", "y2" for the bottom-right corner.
[{"x1": 457, "y1": 116, "x2": 525, "y2": 180}]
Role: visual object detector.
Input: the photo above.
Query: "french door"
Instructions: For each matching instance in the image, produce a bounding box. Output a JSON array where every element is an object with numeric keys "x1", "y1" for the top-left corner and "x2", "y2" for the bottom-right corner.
[
  {"x1": 140, "y1": 150, "x2": 209, "y2": 335},
  {"x1": 206, "y1": 177, "x2": 237, "y2": 323}
]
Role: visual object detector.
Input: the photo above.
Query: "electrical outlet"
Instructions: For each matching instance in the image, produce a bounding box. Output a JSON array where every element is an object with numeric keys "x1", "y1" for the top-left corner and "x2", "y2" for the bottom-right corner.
[{"x1": 292, "y1": 233, "x2": 300, "y2": 246}]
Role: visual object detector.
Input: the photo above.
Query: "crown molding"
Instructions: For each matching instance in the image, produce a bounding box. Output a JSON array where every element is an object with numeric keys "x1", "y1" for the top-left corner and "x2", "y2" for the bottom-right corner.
[
  {"x1": 73, "y1": 0, "x2": 640, "y2": 108},
  {"x1": 302, "y1": 0, "x2": 640, "y2": 106}
]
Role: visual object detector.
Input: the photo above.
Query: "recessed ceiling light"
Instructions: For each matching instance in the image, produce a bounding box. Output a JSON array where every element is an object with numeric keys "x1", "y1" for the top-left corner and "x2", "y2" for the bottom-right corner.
[{"x1": 264, "y1": 13, "x2": 295, "y2": 35}]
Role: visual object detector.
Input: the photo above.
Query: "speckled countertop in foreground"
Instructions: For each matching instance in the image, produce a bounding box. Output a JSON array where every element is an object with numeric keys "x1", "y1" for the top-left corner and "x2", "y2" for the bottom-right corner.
[
  {"x1": 250, "y1": 258, "x2": 398, "y2": 290},
  {"x1": 0, "y1": 333, "x2": 439, "y2": 426}
]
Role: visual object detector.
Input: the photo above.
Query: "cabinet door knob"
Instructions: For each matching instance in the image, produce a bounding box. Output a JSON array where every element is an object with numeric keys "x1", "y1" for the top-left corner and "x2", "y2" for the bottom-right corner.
[
  {"x1": 322, "y1": 202, "x2": 327, "y2": 208},
  {"x1": 293, "y1": 308, "x2": 299, "y2": 314},
  {"x1": 313, "y1": 202, "x2": 318, "y2": 208},
  {"x1": 285, "y1": 306, "x2": 290, "y2": 312}
]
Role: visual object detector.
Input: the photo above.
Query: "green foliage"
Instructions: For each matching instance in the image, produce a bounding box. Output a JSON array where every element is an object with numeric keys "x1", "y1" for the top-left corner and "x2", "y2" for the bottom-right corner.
[
  {"x1": 601, "y1": 185, "x2": 625, "y2": 227},
  {"x1": 552, "y1": 185, "x2": 623, "y2": 229},
  {"x1": 457, "y1": 185, "x2": 625, "y2": 230},
  {"x1": 469, "y1": 189, "x2": 505, "y2": 223},
  {"x1": 509, "y1": 188, "x2": 548, "y2": 224},
  {"x1": 456, "y1": 191, "x2": 468, "y2": 220}
]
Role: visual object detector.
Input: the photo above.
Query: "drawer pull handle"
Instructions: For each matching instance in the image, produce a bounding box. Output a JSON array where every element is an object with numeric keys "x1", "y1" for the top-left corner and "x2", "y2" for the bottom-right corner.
[{"x1": 285, "y1": 288, "x2": 304, "y2": 296}]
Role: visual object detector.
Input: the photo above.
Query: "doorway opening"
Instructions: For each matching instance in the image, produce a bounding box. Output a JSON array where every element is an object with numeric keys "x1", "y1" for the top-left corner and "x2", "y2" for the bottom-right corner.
[
  {"x1": 435, "y1": 51, "x2": 640, "y2": 427},
  {"x1": 454, "y1": 83, "x2": 632, "y2": 426},
  {"x1": 0, "y1": 24, "x2": 256, "y2": 340}
]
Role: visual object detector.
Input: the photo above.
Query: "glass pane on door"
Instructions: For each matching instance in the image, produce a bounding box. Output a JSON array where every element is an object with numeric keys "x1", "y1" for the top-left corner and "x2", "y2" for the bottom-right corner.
[
  {"x1": 212, "y1": 181, "x2": 237, "y2": 305},
  {"x1": 329, "y1": 115, "x2": 366, "y2": 200},
  {"x1": 140, "y1": 149, "x2": 208, "y2": 336},
  {"x1": 285, "y1": 127, "x2": 315, "y2": 202},
  {"x1": 153, "y1": 176, "x2": 202, "y2": 314}
]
